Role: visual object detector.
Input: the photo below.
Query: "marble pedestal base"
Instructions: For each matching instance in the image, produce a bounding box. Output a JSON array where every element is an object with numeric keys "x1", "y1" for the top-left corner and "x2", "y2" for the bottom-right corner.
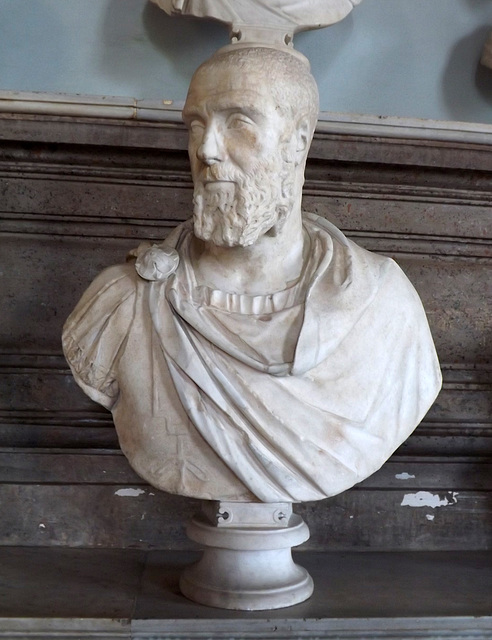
[{"x1": 180, "y1": 502, "x2": 313, "y2": 611}]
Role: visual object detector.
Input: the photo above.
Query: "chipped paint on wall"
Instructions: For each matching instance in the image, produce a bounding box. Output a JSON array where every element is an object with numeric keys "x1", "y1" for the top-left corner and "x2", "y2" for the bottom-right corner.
[
  {"x1": 395, "y1": 472, "x2": 416, "y2": 480},
  {"x1": 114, "y1": 488, "x2": 146, "y2": 497},
  {"x1": 401, "y1": 491, "x2": 459, "y2": 509}
]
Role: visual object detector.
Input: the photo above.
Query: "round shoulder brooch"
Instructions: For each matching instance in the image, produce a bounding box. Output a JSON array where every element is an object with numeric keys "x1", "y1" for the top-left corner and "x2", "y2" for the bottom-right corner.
[{"x1": 129, "y1": 242, "x2": 180, "y2": 282}]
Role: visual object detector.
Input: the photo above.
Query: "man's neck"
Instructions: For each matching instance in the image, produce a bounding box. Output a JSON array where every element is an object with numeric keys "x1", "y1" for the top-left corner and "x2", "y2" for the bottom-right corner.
[{"x1": 190, "y1": 206, "x2": 305, "y2": 296}]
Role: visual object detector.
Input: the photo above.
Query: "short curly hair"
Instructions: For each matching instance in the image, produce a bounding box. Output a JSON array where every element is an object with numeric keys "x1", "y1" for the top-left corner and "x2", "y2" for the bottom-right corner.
[{"x1": 188, "y1": 46, "x2": 320, "y2": 140}]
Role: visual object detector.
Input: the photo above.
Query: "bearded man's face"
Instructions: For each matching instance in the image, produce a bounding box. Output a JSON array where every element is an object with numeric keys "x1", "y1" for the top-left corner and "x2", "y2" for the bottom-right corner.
[
  {"x1": 183, "y1": 65, "x2": 297, "y2": 248},
  {"x1": 191, "y1": 149, "x2": 294, "y2": 247}
]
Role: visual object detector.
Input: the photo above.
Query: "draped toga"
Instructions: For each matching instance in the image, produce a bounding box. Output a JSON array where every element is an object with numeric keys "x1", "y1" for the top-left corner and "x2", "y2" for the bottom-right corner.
[{"x1": 62, "y1": 213, "x2": 441, "y2": 502}]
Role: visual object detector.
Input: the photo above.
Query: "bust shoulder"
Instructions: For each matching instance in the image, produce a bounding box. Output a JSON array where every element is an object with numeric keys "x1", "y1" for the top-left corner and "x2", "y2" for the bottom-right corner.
[{"x1": 62, "y1": 262, "x2": 141, "y2": 409}]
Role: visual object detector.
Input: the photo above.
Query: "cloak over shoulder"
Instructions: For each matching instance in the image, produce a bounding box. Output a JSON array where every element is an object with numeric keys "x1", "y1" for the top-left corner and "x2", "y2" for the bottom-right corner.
[{"x1": 63, "y1": 214, "x2": 441, "y2": 502}]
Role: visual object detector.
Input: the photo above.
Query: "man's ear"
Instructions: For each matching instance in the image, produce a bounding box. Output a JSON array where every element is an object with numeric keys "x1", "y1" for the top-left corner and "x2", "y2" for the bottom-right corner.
[
  {"x1": 281, "y1": 117, "x2": 311, "y2": 165},
  {"x1": 294, "y1": 117, "x2": 310, "y2": 166}
]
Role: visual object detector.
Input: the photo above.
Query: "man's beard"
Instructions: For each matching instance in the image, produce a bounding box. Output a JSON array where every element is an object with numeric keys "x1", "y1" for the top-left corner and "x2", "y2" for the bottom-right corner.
[{"x1": 192, "y1": 155, "x2": 295, "y2": 248}]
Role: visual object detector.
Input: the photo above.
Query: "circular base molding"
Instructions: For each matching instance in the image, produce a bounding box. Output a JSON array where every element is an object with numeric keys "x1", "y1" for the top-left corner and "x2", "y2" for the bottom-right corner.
[{"x1": 180, "y1": 508, "x2": 313, "y2": 610}]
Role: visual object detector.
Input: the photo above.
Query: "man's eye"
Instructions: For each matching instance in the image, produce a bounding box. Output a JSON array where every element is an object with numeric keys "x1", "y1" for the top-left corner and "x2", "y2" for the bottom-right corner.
[
  {"x1": 227, "y1": 115, "x2": 254, "y2": 130},
  {"x1": 189, "y1": 121, "x2": 204, "y2": 135}
]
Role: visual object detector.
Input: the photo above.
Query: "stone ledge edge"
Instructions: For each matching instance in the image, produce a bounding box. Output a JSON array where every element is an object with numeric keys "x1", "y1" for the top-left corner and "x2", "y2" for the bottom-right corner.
[
  {"x1": 1, "y1": 617, "x2": 491, "y2": 640},
  {"x1": 1, "y1": 90, "x2": 492, "y2": 146}
]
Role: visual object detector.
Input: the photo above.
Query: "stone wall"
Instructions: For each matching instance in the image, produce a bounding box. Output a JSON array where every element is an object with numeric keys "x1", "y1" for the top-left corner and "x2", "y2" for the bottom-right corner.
[{"x1": 0, "y1": 107, "x2": 490, "y2": 550}]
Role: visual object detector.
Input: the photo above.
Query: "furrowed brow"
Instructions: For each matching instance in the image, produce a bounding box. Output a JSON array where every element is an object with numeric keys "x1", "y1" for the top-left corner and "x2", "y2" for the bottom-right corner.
[
  {"x1": 216, "y1": 104, "x2": 266, "y2": 124},
  {"x1": 183, "y1": 94, "x2": 268, "y2": 124},
  {"x1": 182, "y1": 106, "x2": 204, "y2": 125}
]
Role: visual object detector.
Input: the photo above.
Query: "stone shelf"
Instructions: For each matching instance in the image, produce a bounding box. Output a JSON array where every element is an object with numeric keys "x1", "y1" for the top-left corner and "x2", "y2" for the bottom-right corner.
[{"x1": 0, "y1": 548, "x2": 491, "y2": 639}]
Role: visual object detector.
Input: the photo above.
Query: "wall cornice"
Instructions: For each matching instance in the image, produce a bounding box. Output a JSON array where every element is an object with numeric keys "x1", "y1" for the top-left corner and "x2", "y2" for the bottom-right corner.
[{"x1": 2, "y1": 90, "x2": 492, "y2": 146}]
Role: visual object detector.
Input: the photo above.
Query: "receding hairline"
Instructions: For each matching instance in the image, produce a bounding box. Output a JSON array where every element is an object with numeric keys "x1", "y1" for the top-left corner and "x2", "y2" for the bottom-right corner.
[
  {"x1": 187, "y1": 47, "x2": 320, "y2": 130},
  {"x1": 194, "y1": 46, "x2": 310, "y2": 72},
  {"x1": 191, "y1": 47, "x2": 315, "y2": 92}
]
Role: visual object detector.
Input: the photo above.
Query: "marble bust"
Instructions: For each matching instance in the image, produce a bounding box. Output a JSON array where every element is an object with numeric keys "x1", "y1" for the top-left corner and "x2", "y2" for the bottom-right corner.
[
  {"x1": 151, "y1": 0, "x2": 363, "y2": 44},
  {"x1": 63, "y1": 46, "x2": 442, "y2": 504}
]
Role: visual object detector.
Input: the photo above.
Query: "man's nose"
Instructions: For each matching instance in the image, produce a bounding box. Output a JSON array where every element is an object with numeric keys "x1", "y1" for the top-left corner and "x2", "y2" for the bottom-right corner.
[{"x1": 197, "y1": 126, "x2": 224, "y2": 165}]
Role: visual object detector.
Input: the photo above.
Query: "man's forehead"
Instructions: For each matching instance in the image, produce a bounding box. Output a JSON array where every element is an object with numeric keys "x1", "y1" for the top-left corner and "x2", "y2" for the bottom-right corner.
[
  {"x1": 194, "y1": 60, "x2": 272, "y2": 89},
  {"x1": 185, "y1": 62, "x2": 279, "y2": 108},
  {"x1": 184, "y1": 87, "x2": 275, "y2": 117}
]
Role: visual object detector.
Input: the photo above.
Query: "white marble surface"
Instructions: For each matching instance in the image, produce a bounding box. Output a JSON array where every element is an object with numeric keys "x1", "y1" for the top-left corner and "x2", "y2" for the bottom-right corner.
[
  {"x1": 63, "y1": 46, "x2": 441, "y2": 504},
  {"x1": 151, "y1": 0, "x2": 363, "y2": 47},
  {"x1": 180, "y1": 503, "x2": 313, "y2": 610}
]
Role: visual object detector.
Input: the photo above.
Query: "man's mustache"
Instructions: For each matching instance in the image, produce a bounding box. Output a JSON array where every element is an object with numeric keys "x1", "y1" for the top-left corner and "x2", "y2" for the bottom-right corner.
[{"x1": 198, "y1": 165, "x2": 239, "y2": 184}]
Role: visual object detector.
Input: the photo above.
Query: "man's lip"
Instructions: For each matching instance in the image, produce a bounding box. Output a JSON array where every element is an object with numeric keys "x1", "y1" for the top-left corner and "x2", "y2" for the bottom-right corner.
[
  {"x1": 203, "y1": 179, "x2": 236, "y2": 190},
  {"x1": 203, "y1": 179, "x2": 235, "y2": 185}
]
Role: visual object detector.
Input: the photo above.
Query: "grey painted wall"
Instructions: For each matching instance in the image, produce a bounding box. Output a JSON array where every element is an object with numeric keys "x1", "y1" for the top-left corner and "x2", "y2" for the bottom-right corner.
[{"x1": 1, "y1": 0, "x2": 492, "y2": 123}]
